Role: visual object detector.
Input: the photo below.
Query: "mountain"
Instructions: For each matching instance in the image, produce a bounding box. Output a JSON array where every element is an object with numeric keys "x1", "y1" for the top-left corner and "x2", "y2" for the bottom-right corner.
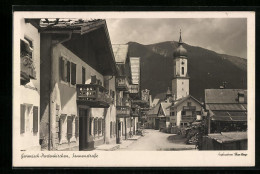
[{"x1": 127, "y1": 41, "x2": 247, "y2": 102}]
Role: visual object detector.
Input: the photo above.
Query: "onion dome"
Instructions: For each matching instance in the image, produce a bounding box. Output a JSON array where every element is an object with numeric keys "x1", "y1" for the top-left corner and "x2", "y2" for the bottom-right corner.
[{"x1": 173, "y1": 30, "x2": 188, "y2": 58}]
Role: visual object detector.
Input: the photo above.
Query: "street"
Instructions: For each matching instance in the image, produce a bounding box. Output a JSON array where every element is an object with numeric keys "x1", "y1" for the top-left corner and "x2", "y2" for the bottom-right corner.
[{"x1": 117, "y1": 129, "x2": 197, "y2": 151}]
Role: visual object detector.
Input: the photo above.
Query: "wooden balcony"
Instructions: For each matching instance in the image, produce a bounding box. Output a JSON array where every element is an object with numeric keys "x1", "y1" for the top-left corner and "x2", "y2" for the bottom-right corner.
[
  {"x1": 129, "y1": 84, "x2": 139, "y2": 93},
  {"x1": 20, "y1": 54, "x2": 36, "y2": 85},
  {"x1": 181, "y1": 115, "x2": 196, "y2": 122},
  {"x1": 76, "y1": 84, "x2": 112, "y2": 108},
  {"x1": 116, "y1": 76, "x2": 129, "y2": 91},
  {"x1": 131, "y1": 108, "x2": 140, "y2": 117},
  {"x1": 116, "y1": 106, "x2": 130, "y2": 117},
  {"x1": 183, "y1": 106, "x2": 196, "y2": 111},
  {"x1": 132, "y1": 99, "x2": 149, "y2": 108}
]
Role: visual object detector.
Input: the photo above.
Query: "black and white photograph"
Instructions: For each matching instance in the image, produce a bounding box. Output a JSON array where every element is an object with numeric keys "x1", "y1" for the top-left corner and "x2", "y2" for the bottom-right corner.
[{"x1": 13, "y1": 11, "x2": 255, "y2": 167}]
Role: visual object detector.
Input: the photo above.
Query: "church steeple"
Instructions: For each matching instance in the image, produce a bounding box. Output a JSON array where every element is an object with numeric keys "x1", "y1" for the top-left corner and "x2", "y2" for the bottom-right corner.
[
  {"x1": 172, "y1": 30, "x2": 189, "y2": 100},
  {"x1": 179, "y1": 29, "x2": 183, "y2": 45}
]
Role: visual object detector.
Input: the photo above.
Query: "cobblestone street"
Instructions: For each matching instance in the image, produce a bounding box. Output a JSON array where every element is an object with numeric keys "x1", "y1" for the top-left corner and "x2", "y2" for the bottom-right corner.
[{"x1": 117, "y1": 129, "x2": 196, "y2": 151}]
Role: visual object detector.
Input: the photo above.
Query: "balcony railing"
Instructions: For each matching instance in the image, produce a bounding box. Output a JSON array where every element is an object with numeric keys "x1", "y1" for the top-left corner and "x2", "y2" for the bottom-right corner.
[
  {"x1": 116, "y1": 106, "x2": 130, "y2": 117},
  {"x1": 181, "y1": 115, "x2": 196, "y2": 122},
  {"x1": 183, "y1": 106, "x2": 196, "y2": 111},
  {"x1": 76, "y1": 84, "x2": 112, "y2": 108},
  {"x1": 20, "y1": 54, "x2": 36, "y2": 85},
  {"x1": 116, "y1": 76, "x2": 129, "y2": 91},
  {"x1": 129, "y1": 84, "x2": 139, "y2": 93},
  {"x1": 131, "y1": 108, "x2": 140, "y2": 117}
]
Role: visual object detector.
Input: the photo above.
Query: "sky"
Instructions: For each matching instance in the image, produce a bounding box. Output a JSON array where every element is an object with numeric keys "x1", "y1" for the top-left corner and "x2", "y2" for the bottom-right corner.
[{"x1": 106, "y1": 18, "x2": 247, "y2": 58}]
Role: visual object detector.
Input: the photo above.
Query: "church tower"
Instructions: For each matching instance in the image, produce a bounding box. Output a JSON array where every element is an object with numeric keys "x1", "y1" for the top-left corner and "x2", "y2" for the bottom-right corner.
[{"x1": 172, "y1": 30, "x2": 189, "y2": 100}]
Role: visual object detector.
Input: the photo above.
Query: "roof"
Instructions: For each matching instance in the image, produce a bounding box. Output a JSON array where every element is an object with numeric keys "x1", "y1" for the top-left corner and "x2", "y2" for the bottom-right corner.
[
  {"x1": 207, "y1": 131, "x2": 247, "y2": 143},
  {"x1": 33, "y1": 18, "x2": 107, "y2": 35},
  {"x1": 206, "y1": 103, "x2": 247, "y2": 111},
  {"x1": 205, "y1": 89, "x2": 247, "y2": 104},
  {"x1": 130, "y1": 57, "x2": 140, "y2": 84},
  {"x1": 112, "y1": 44, "x2": 129, "y2": 64},
  {"x1": 147, "y1": 104, "x2": 160, "y2": 116},
  {"x1": 152, "y1": 98, "x2": 160, "y2": 107},
  {"x1": 172, "y1": 95, "x2": 202, "y2": 109},
  {"x1": 159, "y1": 102, "x2": 172, "y2": 116},
  {"x1": 210, "y1": 110, "x2": 247, "y2": 122}
]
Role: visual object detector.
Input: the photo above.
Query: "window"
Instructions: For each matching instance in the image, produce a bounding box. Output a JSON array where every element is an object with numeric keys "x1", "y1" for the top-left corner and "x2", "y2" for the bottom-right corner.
[
  {"x1": 181, "y1": 111, "x2": 186, "y2": 115},
  {"x1": 171, "y1": 112, "x2": 175, "y2": 116},
  {"x1": 33, "y1": 106, "x2": 38, "y2": 133},
  {"x1": 60, "y1": 57, "x2": 77, "y2": 85},
  {"x1": 182, "y1": 67, "x2": 184, "y2": 75},
  {"x1": 196, "y1": 111, "x2": 201, "y2": 115},
  {"x1": 187, "y1": 102, "x2": 191, "y2": 106},
  {"x1": 20, "y1": 104, "x2": 33, "y2": 134},
  {"x1": 82, "y1": 67, "x2": 85, "y2": 84}
]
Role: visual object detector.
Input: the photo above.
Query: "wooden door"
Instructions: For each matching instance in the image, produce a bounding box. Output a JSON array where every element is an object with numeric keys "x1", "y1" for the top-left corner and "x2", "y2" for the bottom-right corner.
[{"x1": 79, "y1": 108, "x2": 89, "y2": 150}]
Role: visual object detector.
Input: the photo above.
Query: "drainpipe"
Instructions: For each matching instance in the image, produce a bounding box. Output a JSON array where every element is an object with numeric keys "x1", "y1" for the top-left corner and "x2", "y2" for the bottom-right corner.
[{"x1": 48, "y1": 32, "x2": 72, "y2": 150}]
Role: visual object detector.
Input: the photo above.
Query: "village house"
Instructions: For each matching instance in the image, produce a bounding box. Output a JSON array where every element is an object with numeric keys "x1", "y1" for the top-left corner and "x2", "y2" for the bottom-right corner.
[
  {"x1": 129, "y1": 57, "x2": 142, "y2": 135},
  {"x1": 19, "y1": 18, "x2": 41, "y2": 151},
  {"x1": 113, "y1": 44, "x2": 133, "y2": 141},
  {"x1": 146, "y1": 103, "x2": 160, "y2": 129},
  {"x1": 24, "y1": 19, "x2": 118, "y2": 151},
  {"x1": 204, "y1": 89, "x2": 247, "y2": 134}
]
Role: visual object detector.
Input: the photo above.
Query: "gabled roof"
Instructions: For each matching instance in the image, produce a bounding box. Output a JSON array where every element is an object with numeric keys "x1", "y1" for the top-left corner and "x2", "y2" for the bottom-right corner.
[
  {"x1": 147, "y1": 103, "x2": 160, "y2": 116},
  {"x1": 158, "y1": 102, "x2": 171, "y2": 116},
  {"x1": 152, "y1": 98, "x2": 160, "y2": 107},
  {"x1": 205, "y1": 89, "x2": 247, "y2": 104},
  {"x1": 112, "y1": 44, "x2": 129, "y2": 64},
  {"x1": 172, "y1": 95, "x2": 202, "y2": 109}
]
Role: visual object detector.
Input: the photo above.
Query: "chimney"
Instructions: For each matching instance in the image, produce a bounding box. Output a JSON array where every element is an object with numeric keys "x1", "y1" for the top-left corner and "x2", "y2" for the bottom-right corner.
[{"x1": 238, "y1": 92, "x2": 245, "y2": 103}]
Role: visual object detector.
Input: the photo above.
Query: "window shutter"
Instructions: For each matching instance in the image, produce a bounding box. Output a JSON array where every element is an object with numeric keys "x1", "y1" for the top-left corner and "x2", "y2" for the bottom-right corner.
[
  {"x1": 67, "y1": 116, "x2": 72, "y2": 139},
  {"x1": 110, "y1": 121, "x2": 112, "y2": 138},
  {"x1": 20, "y1": 104, "x2": 25, "y2": 134},
  {"x1": 75, "y1": 117, "x2": 79, "y2": 138},
  {"x1": 67, "y1": 61, "x2": 71, "y2": 83},
  {"x1": 60, "y1": 57, "x2": 64, "y2": 81},
  {"x1": 82, "y1": 67, "x2": 85, "y2": 84},
  {"x1": 33, "y1": 106, "x2": 38, "y2": 133},
  {"x1": 102, "y1": 119, "x2": 105, "y2": 135},
  {"x1": 71, "y1": 63, "x2": 76, "y2": 85}
]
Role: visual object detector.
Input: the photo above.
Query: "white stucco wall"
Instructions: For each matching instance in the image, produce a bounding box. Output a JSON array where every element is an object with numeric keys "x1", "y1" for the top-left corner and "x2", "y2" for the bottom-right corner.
[
  {"x1": 51, "y1": 44, "x2": 107, "y2": 145},
  {"x1": 19, "y1": 20, "x2": 41, "y2": 151},
  {"x1": 172, "y1": 78, "x2": 189, "y2": 100}
]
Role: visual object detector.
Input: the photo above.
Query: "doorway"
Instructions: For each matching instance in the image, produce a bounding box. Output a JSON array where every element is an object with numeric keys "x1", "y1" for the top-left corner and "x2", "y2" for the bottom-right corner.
[{"x1": 79, "y1": 108, "x2": 93, "y2": 150}]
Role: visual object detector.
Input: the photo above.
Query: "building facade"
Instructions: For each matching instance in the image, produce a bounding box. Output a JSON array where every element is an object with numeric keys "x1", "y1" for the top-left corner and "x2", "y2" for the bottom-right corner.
[
  {"x1": 24, "y1": 19, "x2": 118, "y2": 151},
  {"x1": 19, "y1": 19, "x2": 41, "y2": 151}
]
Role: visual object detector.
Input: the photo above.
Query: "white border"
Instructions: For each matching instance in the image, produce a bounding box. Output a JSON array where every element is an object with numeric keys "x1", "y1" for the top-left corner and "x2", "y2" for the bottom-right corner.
[{"x1": 13, "y1": 11, "x2": 255, "y2": 167}]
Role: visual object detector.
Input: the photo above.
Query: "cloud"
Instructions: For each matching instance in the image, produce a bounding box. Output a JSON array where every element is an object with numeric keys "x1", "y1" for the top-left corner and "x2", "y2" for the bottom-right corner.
[{"x1": 106, "y1": 18, "x2": 247, "y2": 58}]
